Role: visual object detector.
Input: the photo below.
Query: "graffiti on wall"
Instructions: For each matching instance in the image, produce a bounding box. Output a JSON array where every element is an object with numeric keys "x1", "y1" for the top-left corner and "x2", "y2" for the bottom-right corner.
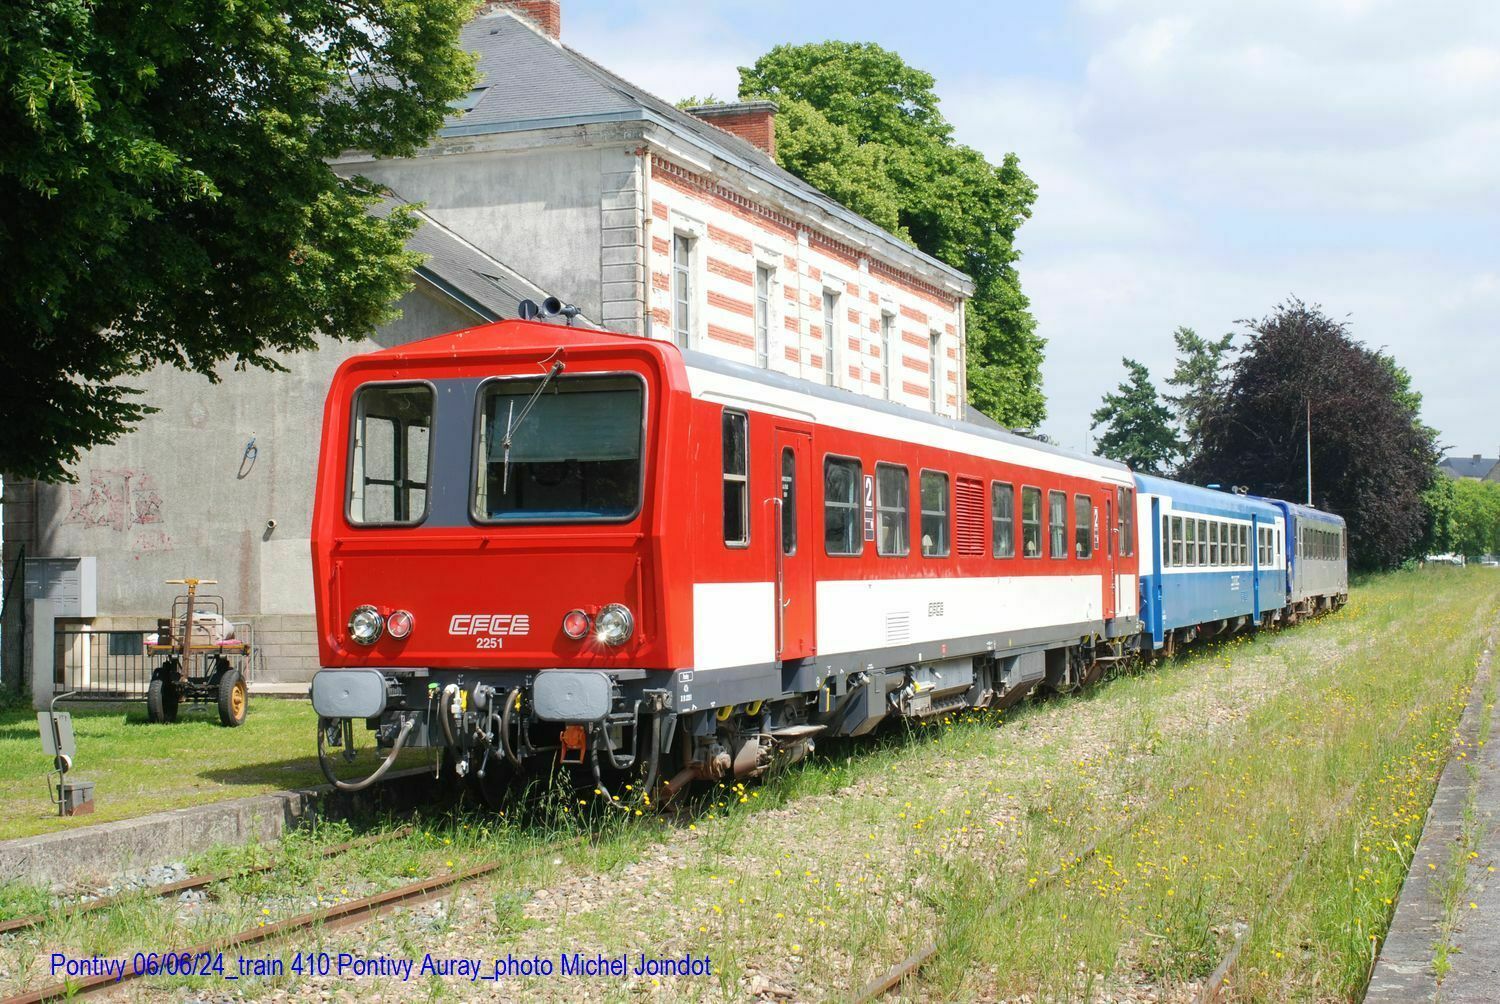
[{"x1": 63, "y1": 469, "x2": 166, "y2": 533}]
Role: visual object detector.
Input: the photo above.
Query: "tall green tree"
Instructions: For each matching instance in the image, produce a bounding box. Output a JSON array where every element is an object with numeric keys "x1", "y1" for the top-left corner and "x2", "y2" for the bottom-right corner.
[
  {"x1": 1090, "y1": 358, "x2": 1181, "y2": 475},
  {"x1": 1183, "y1": 299, "x2": 1440, "y2": 570},
  {"x1": 1163, "y1": 326, "x2": 1234, "y2": 462},
  {"x1": 736, "y1": 42, "x2": 1043, "y2": 427},
  {"x1": 2, "y1": 0, "x2": 476, "y2": 482}
]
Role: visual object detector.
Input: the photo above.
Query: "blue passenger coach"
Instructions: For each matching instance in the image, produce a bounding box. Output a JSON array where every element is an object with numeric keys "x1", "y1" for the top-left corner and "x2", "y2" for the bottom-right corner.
[
  {"x1": 1264, "y1": 499, "x2": 1349, "y2": 618},
  {"x1": 1134, "y1": 475, "x2": 1289, "y2": 652}
]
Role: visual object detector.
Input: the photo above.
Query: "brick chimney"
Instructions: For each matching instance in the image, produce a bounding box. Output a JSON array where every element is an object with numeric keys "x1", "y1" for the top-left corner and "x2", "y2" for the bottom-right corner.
[
  {"x1": 685, "y1": 101, "x2": 779, "y2": 158},
  {"x1": 481, "y1": 1, "x2": 561, "y2": 39}
]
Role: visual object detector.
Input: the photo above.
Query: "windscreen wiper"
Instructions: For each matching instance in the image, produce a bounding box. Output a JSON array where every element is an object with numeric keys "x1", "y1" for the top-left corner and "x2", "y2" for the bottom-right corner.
[{"x1": 501, "y1": 360, "x2": 565, "y2": 494}]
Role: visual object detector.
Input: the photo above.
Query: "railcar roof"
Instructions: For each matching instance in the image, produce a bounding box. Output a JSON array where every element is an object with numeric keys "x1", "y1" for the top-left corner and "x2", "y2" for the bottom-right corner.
[
  {"x1": 352, "y1": 319, "x2": 1130, "y2": 477},
  {"x1": 1134, "y1": 473, "x2": 1283, "y2": 517},
  {"x1": 679, "y1": 347, "x2": 1131, "y2": 476},
  {"x1": 1257, "y1": 497, "x2": 1347, "y2": 527}
]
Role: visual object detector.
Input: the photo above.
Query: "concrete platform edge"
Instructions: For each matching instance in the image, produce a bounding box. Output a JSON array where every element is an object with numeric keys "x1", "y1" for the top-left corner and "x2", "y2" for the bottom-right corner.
[{"x1": 0, "y1": 767, "x2": 438, "y2": 887}]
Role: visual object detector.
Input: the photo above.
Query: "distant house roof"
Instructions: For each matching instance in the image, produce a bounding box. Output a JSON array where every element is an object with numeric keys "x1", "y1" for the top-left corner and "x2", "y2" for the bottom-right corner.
[
  {"x1": 1439, "y1": 455, "x2": 1499, "y2": 479},
  {"x1": 373, "y1": 197, "x2": 582, "y2": 324},
  {"x1": 441, "y1": 11, "x2": 973, "y2": 295}
]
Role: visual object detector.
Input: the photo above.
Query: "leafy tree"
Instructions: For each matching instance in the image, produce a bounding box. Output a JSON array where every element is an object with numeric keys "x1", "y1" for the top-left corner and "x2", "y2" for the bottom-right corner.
[
  {"x1": 2, "y1": 0, "x2": 476, "y2": 482},
  {"x1": 1182, "y1": 299, "x2": 1439, "y2": 571},
  {"x1": 736, "y1": 42, "x2": 1043, "y2": 427},
  {"x1": 1090, "y1": 358, "x2": 1181, "y2": 475},
  {"x1": 1448, "y1": 478, "x2": 1500, "y2": 558},
  {"x1": 1163, "y1": 326, "x2": 1233, "y2": 461},
  {"x1": 1421, "y1": 473, "x2": 1457, "y2": 556}
]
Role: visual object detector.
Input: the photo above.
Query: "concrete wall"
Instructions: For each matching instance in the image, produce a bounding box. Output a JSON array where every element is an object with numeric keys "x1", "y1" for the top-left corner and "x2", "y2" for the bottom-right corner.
[
  {"x1": 6, "y1": 286, "x2": 475, "y2": 686},
  {"x1": 355, "y1": 144, "x2": 643, "y2": 331}
]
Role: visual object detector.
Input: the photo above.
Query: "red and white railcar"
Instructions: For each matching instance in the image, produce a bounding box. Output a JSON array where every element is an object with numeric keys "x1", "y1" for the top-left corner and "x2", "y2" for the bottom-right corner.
[{"x1": 308, "y1": 320, "x2": 1139, "y2": 799}]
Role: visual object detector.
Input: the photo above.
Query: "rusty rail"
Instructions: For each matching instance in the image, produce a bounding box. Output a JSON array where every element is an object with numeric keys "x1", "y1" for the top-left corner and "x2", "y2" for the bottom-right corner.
[
  {"x1": 0, "y1": 828, "x2": 407, "y2": 937},
  {"x1": 2, "y1": 834, "x2": 587, "y2": 1004}
]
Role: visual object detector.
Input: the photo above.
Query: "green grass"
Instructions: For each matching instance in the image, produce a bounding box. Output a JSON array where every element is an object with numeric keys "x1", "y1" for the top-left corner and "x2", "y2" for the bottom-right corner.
[
  {"x1": 0, "y1": 697, "x2": 427, "y2": 841},
  {"x1": 1, "y1": 568, "x2": 1493, "y2": 1003}
]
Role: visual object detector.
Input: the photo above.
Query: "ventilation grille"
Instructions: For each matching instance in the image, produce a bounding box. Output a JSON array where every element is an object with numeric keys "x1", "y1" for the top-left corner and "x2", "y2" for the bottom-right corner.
[
  {"x1": 955, "y1": 476, "x2": 986, "y2": 556},
  {"x1": 885, "y1": 611, "x2": 911, "y2": 643}
]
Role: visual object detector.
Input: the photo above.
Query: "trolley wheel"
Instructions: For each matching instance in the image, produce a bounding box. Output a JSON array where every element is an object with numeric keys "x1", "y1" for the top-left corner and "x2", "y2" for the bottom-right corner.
[
  {"x1": 147, "y1": 678, "x2": 180, "y2": 724},
  {"x1": 217, "y1": 668, "x2": 248, "y2": 727}
]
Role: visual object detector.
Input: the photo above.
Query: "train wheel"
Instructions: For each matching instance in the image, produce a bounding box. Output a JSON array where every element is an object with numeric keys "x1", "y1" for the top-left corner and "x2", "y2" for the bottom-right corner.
[
  {"x1": 147, "y1": 678, "x2": 179, "y2": 723},
  {"x1": 217, "y1": 668, "x2": 248, "y2": 727}
]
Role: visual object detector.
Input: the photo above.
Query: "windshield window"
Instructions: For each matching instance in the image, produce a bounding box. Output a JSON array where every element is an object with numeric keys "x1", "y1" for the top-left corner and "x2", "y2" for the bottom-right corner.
[
  {"x1": 349, "y1": 383, "x2": 432, "y2": 525},
  {"x1": 475, "y1": 374, "x2": 644, "y2": 521}
]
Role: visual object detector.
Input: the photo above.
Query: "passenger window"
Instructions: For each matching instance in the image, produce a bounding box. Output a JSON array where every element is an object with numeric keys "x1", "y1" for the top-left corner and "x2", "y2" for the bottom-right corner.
[
  {"x1": 1171, "y1": 515, "x2": 1184, "y2": 566},
  {"x1": 780, "y1": 448, "x2": 796, "y2": 555},
  {"x1": 1119, "y1": 487, "x2": 1135, "y2": 556},
  {"x1": 1161, "y1": 514, "x2": 1170, "y2": 567},
  {"x1": 722, "y1": 411, "x2": 749, "y2": 546},
  {"x1": 876, "y1": 464, "x2": 910, "y2": 557},
  {"x1": 1209, "y1": 522, "x2": 1219, "y2": 566},
  {"x1": 1185, "y1": 517, "x2": 1196, "y2": 567},
  {"x1": 349, "y1": 383, "x2": 432, "y2": 525},
  {"x1": 921, "y1": 471, "x2": 950, "y2": 557},
  {"x1": 1074, "y1": 495, "x2": 1093, "y2": 559},
  {"x1": 1022, "y1": 487, "x2": 1043, "y2": 557},
  {"x1": 1048, "y1": 490, "x2": 1067, "y2": 559},
  {"x1": 993, "y1": 482, "x2": 1015, "y2": 558},
  {"x1": 823, "y1": 457, "x2": 863, "y2": 556},
  {"x1": 1197, "y1": 519, "x2": 1208, "y2": 566}
]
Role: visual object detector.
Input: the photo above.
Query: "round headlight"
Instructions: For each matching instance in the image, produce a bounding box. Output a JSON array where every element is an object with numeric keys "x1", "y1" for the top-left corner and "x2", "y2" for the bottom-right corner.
[
  {"x1": 594, "y1": 603, "x2": 634, "y2": 646},
  {"x1": 562, "y1": 609, "x2": 591, "y2": 640},
  {"x1": 386, "y1": 609, "x2": 414, "y2": 640},
  {"x1": 348, "y1": 605, "x2": 384, "y2": 645}
]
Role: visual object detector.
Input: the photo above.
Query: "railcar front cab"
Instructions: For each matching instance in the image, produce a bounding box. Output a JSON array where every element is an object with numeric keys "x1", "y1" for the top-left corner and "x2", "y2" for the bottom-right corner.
[{"x1": 309, "y1": 331, "x2": 682, "y2": 801}]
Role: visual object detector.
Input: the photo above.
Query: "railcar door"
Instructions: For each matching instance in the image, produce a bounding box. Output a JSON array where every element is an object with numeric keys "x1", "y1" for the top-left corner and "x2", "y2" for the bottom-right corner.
[
  {"x1": 772, "y1": 428, "x2": 816, "y2": 660},
  {"x1": 1102, "y1": 491, "x2": 1117, "y2": 622}
]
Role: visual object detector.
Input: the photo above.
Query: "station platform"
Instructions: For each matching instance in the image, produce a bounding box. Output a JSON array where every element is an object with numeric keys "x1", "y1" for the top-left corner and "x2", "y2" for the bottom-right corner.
[{"x1": 1367, "y1": 636, "x2": 1498, "y2": 1003}]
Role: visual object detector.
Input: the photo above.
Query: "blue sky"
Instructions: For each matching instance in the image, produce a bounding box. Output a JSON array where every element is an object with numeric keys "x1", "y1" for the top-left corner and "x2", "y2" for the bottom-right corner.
[{"x1": 563, "y1": 0, "x2": 1499, "y2": 459}]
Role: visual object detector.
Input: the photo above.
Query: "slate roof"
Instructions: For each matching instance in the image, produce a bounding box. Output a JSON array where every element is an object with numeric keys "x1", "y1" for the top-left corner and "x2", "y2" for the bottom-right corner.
[
  {"x1": 371, "y1": 196, "x2": 581, "y2": 324},
  {"x1": 442, "y1": 11, "x2": 973, "y2": 294},
  {"x1": 1439, "y1": 456, "x2": 1499, "y2": 479}
]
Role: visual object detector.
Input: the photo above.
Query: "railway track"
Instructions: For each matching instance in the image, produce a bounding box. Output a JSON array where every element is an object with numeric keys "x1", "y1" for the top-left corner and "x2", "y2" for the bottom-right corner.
[
  {"x1": 1, "y1": 834, "x2": 590, "y2": 1004},
  {"x1": 0, "y1": 828, "x2": 408, "y2": 938}
]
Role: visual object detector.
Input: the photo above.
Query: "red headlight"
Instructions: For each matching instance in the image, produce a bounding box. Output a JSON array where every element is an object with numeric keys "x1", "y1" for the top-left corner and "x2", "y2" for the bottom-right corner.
[
  {"x1": 386, "y1": 609, "x2": 414, "y2": 640},
  {"x1": 562, "y1": 609, "x2": 591, "y2": 640}
]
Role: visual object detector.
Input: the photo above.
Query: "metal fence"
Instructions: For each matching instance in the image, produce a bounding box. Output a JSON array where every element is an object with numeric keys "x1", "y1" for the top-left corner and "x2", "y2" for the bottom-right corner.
[
  {"x1": 53, "y1": 622, "x2": 258, "y2": 700},
  {"x1": 0, "y1": 548, "x2": 24, "y2": 696}
]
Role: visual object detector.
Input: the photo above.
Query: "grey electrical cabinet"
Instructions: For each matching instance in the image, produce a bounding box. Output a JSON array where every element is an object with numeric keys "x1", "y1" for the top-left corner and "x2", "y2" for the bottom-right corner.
[{"x1": 23, "y1": 557, "x2": 98, "y2": 618}]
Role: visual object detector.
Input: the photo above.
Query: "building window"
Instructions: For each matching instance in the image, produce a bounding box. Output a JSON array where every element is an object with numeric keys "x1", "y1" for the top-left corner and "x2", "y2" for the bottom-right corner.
[
  {"x1": 1074, "y1": 494, "x2": 1093, "y2": 559},
  {"x1": 880, "y1": 312, "x2": 895, "y2": 400},
  {"x1": 822, "y1": 290, "x2": 839, "y2": 387},
  {"x1": 754, "y1": 264, "x2": 773, "y2": 369},
  {"x1": 1022, "y1": 487, "x2": 1043, "y2": 557},
  {"x1": 349, "y1": 383, "x2": 432, "y2": 525},
  {"x1": 992, "y1": 482, "x2": 1015, "y2": 558},
  {"x1": 929, "y1": 331, "x2": 942, "y2": 412},
  {"x1": 876, "y1": 464, "x2": 909, "y2": 557},
  {"x1": 920, "y1": 471, "x2": 950, "y2": 557},
  {"x1": 672, "y1": 234, "x2": 693, "y2": 348},
  {"x1": 1118, "y1": 486, "x2": 1135, "y2": 556},
  {"x1": 722, "y1": 410, "x2": 748, "y2": 546},
  {"x1": 1048, "y1": 490, "x2": 1067, "y2": 559},
  {"x1": 824, "y1": 456, "x2": 862, "y2": 556}
]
